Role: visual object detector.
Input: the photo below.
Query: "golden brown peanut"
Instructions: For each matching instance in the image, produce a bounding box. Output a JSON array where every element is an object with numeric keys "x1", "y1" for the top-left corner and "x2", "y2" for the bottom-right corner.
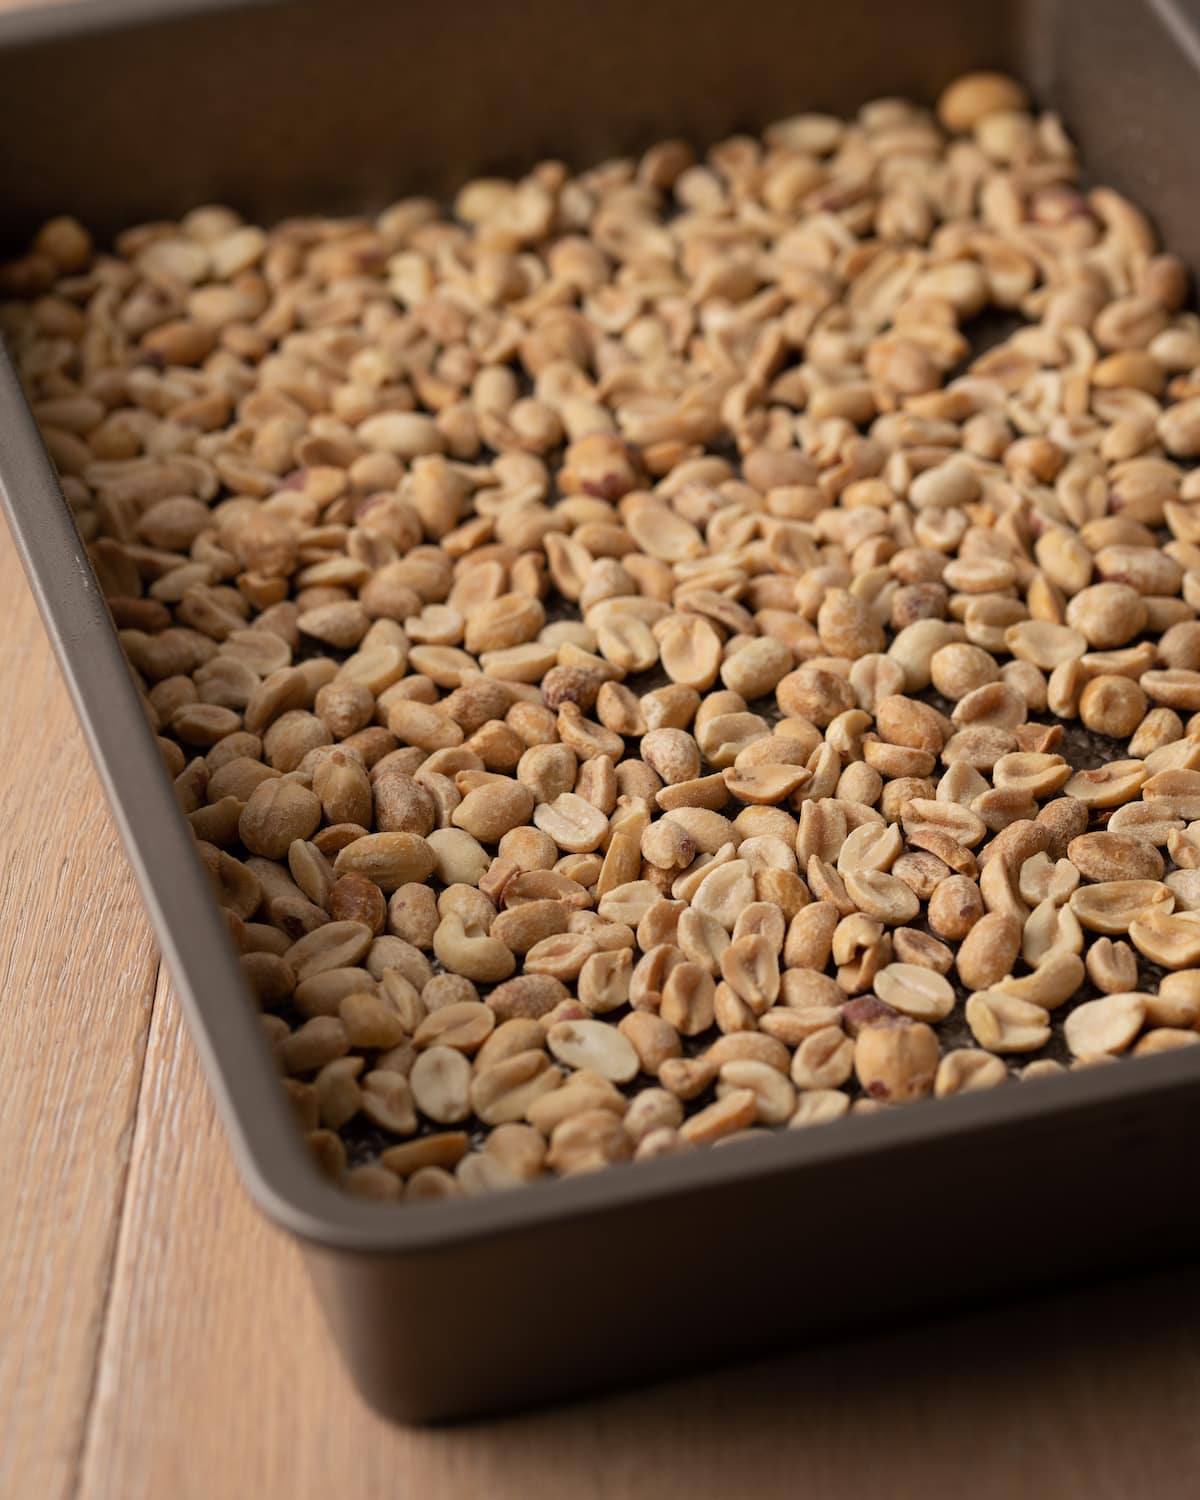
[
  {"x1": 956, "y1": 912, "x2": 1022, "y2": 992},
  {"x1": 853, "y1": 1020, "x2": 939, "y2": 1102},
  {"x1": 1063, "y1": 993, "x2": 1147, "y2": 1058}
]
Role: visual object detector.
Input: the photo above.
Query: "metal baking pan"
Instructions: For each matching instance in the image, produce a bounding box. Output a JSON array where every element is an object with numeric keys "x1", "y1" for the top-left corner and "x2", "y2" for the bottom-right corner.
[{"x1": 4, "y1": 0, "x2": 1200, "y2": 1425}]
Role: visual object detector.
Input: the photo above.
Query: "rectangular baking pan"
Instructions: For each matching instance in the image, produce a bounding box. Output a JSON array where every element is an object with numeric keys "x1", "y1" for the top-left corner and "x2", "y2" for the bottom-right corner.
[{"x1": 4, "y1": 0, "x2": 1200, "y2": 1425}]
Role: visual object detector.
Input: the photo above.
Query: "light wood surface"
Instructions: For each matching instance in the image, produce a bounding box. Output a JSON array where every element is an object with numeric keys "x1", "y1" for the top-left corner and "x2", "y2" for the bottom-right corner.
[{"x1": 1, "y1": 0, "x2": 1199, "y2": 1489}]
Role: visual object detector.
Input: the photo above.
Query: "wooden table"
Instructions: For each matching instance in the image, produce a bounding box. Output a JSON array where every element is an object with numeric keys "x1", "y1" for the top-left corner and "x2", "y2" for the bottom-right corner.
[{"x1": 2, "y1": 0, "x2": 1200, "y2": 1482}]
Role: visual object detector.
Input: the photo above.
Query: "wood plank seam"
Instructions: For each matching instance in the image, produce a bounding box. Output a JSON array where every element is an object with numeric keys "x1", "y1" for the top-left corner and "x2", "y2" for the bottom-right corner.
[{"x1": 67, "y1": 957, "x2": 164, "y2": 1500}]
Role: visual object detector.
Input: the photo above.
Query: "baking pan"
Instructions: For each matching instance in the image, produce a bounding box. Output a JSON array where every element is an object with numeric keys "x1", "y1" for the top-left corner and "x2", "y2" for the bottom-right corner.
[{"x1": 4, "y1": 0, "x2": 1200, "y2": 1425}]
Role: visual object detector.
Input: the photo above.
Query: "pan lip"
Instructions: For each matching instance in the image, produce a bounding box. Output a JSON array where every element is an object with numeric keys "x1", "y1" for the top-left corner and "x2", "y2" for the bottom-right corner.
[
  {"x1": 0, "y1": 0, "x2": 275, "y2": 48},
  {"x1": 5, "y1": 340, "x2": 1198, "y2": 1255}
]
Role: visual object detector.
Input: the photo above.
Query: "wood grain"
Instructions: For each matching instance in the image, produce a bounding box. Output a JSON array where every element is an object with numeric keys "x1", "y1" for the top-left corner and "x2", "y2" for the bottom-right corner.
[{"x1": 0, "y1": 517, "x2": 160, "y2": 1500}]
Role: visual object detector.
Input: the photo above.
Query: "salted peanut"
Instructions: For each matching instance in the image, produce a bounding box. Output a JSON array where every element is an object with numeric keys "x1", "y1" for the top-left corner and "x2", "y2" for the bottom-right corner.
[
  {"x1": 641, "y1": 819, "x2": 696, "y2": 873},
  {"x1": 413, "y1": 1000, "x2": 495, "y2": 1053},
  {"x1": 543, "y1": 1108, "x2": 634, "y2": 1174},
  {"x1": 874, "y1": 695, "x2": 949, "y2": 753},
  {"x1": 239, "y1": 780, "x2": 321, "y2": 860},
  {"x1": 1018, "y1": 852, "x2": 1079, "y2": 907},
  {"x1": 659, "y1": 962, "x2": 716, "y2": 1036},
  {"x1": 640, "y1": 728, "x2": 701, "y2": 786},
  {"x1": 532, "y1": 792, "x2": 609, "y2": 852},
  {"x1": 407, "y1": 1045, "x2": 472, "y2": 1124},
  {"x1": 386, "y1": 698, "x2": 463, "y2": 751},
  {"x1": 873, "y1": 963, "x2": 954, "y2": 1022},
  {"x1": 788, "y1": 1089, "x2": 851, "y2": 1128},
  {"x1": 470, "y1": 1049, "x2": 562, "y2": 1126},
  {"x1": 721, "y1": 637, "x2": 793, "y2": 700},
  {"x1": 547, "y1": 1018, "x2": 640, "y2": 1083},
  {"x1": 784, "y1": 901, "x2": 839, "y2": 970},
  {"x1": 1142, "y1": 989, "x2": 1199, "y2": 1041},
  {"x1": 902, "y1": 798, "x2": 987, "y2": 847},
  {"x1": 451, "y1": 779, "x2": 535, "y2": 843},
  {"x1": 927, "y1": 875, "x2": 984, "y2": 941},
  {"x1": 1022, "y1": 899, "x2": 1084, "y2": 968},
  {"x1": 1143, "y1": 767, "x2": 1200, "y2": 818},
  {"x1": 333, "y1": 832, "x2": 435, "y2": 892},
  {"x1": 1069, "y1": 879, "x2": 1173, "y2": 934},
  {"x1": 695, "y1": 712, "x2": 770, "y2": 769},
  {"x1": 1133, "y1": 1028, "x2": 1200, "y2": 1055},
  {"x1": 430, "y1": 912, "x2": 515, "y2": 984},
  {"x1": 358, "y1": 1068, "x2": 418, "y2": 1135},
  {"x1": 565, "y1": 948, "x2": 626, "y2": 1014},
  {"x1": 1128, "y1": 707, "x2": 1184, "y2": 758},
  {"x1": 689, "y1": 858, "x2": 756, "y2": 931},
  {"x1": 993, "y1": 950, "x2": 1084, "y2": 1010},
  {"x1": 853, "y1": 1019, "x2": 939, "y2": 1102},
  {"x1": 837, "y1": 821, "x2": 902, "y2": 877},
  {"x1": 991, "y1": 752, "x2": 1072, "y2": 800},
  {"x1": 1128, "y1": 909, "x2": 1200, "y2": 967},
  {"x1": 1142, "y1": 669, "x2": 1200, "y2": 712},
  {"x1": 795, "y1": 801, "x2": 847, "y2": 867},
  {"x1": 679, "y1": 1089, "x2": 757, "y2": 1146},
  {"x1": 951, "y1": 682, "x2": 1026, "y2": 734},
  {"x1": 658, "y1": 1053, "x2": 719, "y2": 1101},
  {"x1": 934, "y1": 1048, "x2": 1006, "y2": 1106},
  {"x1": 380, "y1": 1132, "x2": 469, "y2": 1179},
  {"x1": 480, "y1": 977, "x2": 566, "y2": 1029},
  {"x1": 953, "y1": 910, "x2": 1022, "y2": 992},
  {"x1": 717, "y1": 1060, "x2": 796, "y2": 1125},
  {"x1": 1063, "y1": 993, "x2": 1147, "y2": 1058},
  {"x1": 938, "y1": 70, "x2": 1029, "y2": 130},
  {"x1": 966, "y1": 992, "x2": 1051, "y2": 1053},
  {"x1": 286, "y1": 920, "x2": 374, "y2": 982},
  {"x1": 1068, "y1": 831, "x2": 1164, "y2": 883},
  {"x1": 387, "y1": 883, "x2": 439, "y2": 948},
  {"x1": 891, "y1": 928, "x2": 953, "y2": 976},
  {"x1": 1085, "y1": 937, "x2": 1139, "y2": 995},
  {"x1": 342, "y1": 1163, "x2": 404, "y2": 1200},
  {"x1": 1020, "y1": 1059, "x2": 1067, "y2": 1084},
  {"x1": 523, "y1": 929, "x2": 600, "y2": 980},
  {"x1": 1065, "y1": 583, "x2": 1147, "y2": 648},
  {"x1": 425, "y1": 827, "x2": 490, "y2": 887},
  {"x1": 1036, "y1": 798, "x2": 1090, "y2": 860},
  {"x1": 704, "y1": 1034, "x2": 790, "y2": 1076},
  {"x1": 339, "y1": 989, "x2": 408, "y2": 1049},
  {"x1": 929, "y1": 643, "x2": 1000, "y2": 703},
  {"x1": 719, "y1": 934, "x2": 780, "y2": 1013},
  {"x1": 618, "y1": 1011, "x2": 682, "y2": 1076},
  {"x1": 732, "y1": 901, "x2": 787, "y2": 952},
  {"x1": 790, "y1": 1026, "x2": 855, "y2": 1091},
  {"x1": 1005, "y1": 621, "x2": 1087, "y2": 670},
  {"x1": 723, "y1": 763, "x2": 811, "y2": 805},
  {"x1": 1078, "y1": 675, "x2": 1148, "y2": 738},
  {"x1": 674, "y1": 906, "x2": 729, "y2": 974},
  {"x1": 526, "y1": 1071, "x2": 627, "y2": 1134},
  {"x1": 313, "y1": 1056, "x2": 363, "y2": 1129},
  {"x1": 655, "y1": 615, "x2": 722, "y2": 690},
  {"x1": 843, "y1": 869, "x2": 919, "y2": 926},
  {"x1": 623, "y1": 1088, "x2": 684, "y2": 1143},
  {"x1": 1105, "y1": 803, "x2": 1184, "y2": 847}
]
